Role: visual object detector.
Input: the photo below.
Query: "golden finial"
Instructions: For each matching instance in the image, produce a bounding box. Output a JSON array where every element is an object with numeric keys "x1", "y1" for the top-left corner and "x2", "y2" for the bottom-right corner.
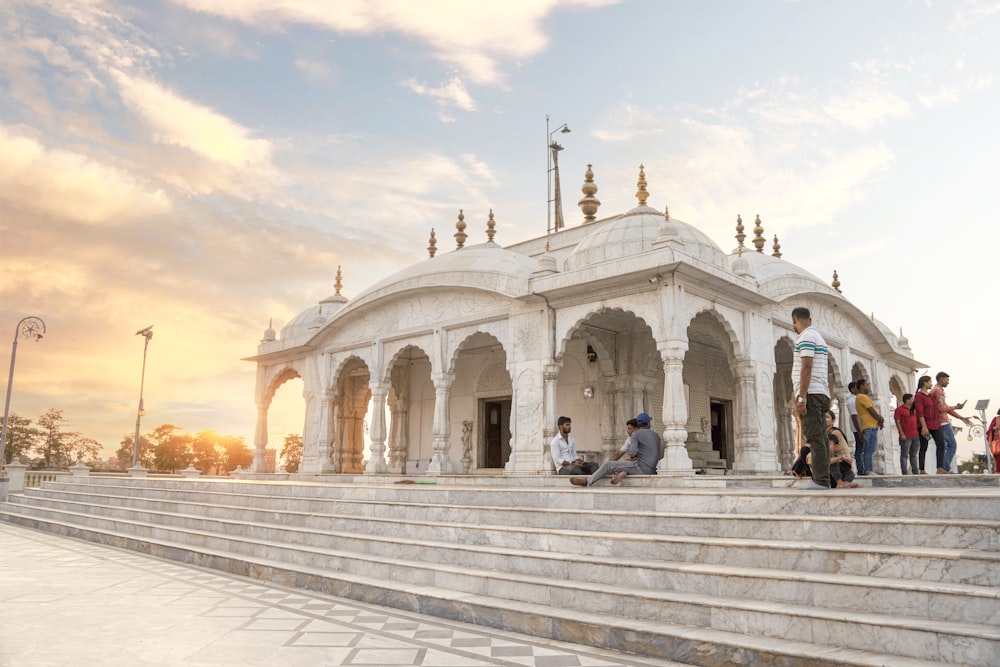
[
  {"x1": 664, "y1": 206, "x2": 670, "y2": 221},
  {"x1": 737, "y1": 245, "x2": 743, "y2": 257},
  {"x1": 454, "y1": 209, "x2": 467, "y2": 249},
  {"x1": 735, "y1": 214, "x2": 745, "y2": 250},
  {"x1": 752, "y1": 214, "x2": 766, "y2": 253},
  {"x1": 635, "y1": 164, "x2": 649, "y2": 206},
  {"x1": 771, "y1": 235, "x2": 782, "y2": 258},
  {"x1": 545, "y1": 239, "x2": 551, "y2": 252},
  {"x1": 268, "y1": 318, "x2": 272, "y2": 328},
  {"x1": 486, "y1": 208, "x2": 496, "y2": 243},
  {"x1": 578, "y1": 163, "x2": 601, "y2": 223},
  {"x1": 427, "y1": 228, "x2": 437, "y2": 258},
  {"x1": 334, "y1": 265, "x2": 343, "y2": 295},
  {"x1": 832, "y1": 270, "x2": 841, "y2": 293}
]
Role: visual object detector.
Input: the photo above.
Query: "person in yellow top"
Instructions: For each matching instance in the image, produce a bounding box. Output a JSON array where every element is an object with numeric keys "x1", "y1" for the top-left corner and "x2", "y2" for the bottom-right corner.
[{"x1": 854, "y1": 379, "x2": 884, "y2": 475}]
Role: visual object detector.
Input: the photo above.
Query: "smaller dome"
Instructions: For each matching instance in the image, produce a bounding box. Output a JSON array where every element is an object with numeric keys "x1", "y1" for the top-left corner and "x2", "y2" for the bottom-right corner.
[
  {"x1": 281, "y1": 305, "x2": 322, "y2": 340},
  {"x1": 261, "y1": 321, "x2": 276, "y2": 342}
]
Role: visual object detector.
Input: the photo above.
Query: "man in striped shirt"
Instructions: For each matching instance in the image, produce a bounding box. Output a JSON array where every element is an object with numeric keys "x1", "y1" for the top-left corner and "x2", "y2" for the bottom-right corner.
[{"x1": 791, "y1": 307, "x2": 831, "y2": 489}]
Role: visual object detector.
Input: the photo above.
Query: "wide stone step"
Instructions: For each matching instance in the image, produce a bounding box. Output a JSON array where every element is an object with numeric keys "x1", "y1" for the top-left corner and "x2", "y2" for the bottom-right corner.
[
  {"x1": 15, "y1": 488, "x2": 1000, "y2": 588},
  {"x1": 61, "y1": 477, "x2": 1000, "y2": 521},
  {"x1": 4, "y1": 499, "x2": 999, "y2": 647},
  {"x1": 1, "y1": 504, "x2": 996, "y2": 666},
  {"x1": 37, "y1": 481, "x2": 1000, "y2": 550}
]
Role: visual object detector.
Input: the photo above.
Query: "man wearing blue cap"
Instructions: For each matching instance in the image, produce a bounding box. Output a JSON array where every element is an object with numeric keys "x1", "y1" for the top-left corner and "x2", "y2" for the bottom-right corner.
[{"x1": 571, "y1": 412, "x2": 661, "y2": 486}]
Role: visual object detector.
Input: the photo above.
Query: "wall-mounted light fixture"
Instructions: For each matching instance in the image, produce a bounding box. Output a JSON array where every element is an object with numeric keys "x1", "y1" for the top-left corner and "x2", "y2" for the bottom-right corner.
[
  {"x1": 582, "y1": 386, "x2": 594, "y2": 399},
  {"x1": 586, "y1": 345, "x2": 597, "y2": 362}
]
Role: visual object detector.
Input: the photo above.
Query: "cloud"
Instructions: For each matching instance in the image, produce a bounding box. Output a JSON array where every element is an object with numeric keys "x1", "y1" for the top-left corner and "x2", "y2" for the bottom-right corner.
[
  {"x1": 918, "y1": 86, "x2": 960, "y2": 107},
  {"x1": 0, "y1": 125, "x2": 171, "y2": 225},
  {"x1": 167, "y1": 0, "x2": 620, "y2": 85},
  {"x1": 294, "y1": 57, "x2": 336, "y2": 84},
  {"x1": 403, "y1": 76, "x2": 476, "y2": 115},
  {"x1": 111, "y1": 69, "x2": 273, "y2": 168}
]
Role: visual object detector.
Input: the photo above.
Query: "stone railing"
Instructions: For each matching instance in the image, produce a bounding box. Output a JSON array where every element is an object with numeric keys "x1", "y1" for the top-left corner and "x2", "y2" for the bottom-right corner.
[{"x1": 24, "y1": 470, "x2": 70, "y2": 489}]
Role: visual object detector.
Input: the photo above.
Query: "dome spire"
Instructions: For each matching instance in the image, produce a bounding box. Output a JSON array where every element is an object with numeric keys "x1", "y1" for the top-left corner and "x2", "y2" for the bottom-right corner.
[
  {"x1": 832, "y1": 269, "x2": 842, "y2": 293},
  {"x1": 735, "y1": 214, "x2": 746, "y2": 252},
  {"x1": 334, "y1": 265, "x2": 343, "y2": 296},
  {"x1": 454, "y1": 209, "x2": 467, "y2": 249},
  {"x1": 578, "y1": 163, "x2": 601, "y2": 223},
  {"x1": 427, "y1": 228, "x2": 437, "y2": 258},
  {"x1": 771, "y1": 235, "x2": 782, "y2": 258},
  {"x1": 635, "y1": 164, "x2": 649, "y2": 206},
  {"x1": 486, "y1": 208, "x2": 496, "y2": 243},
  {"x1": 752, "y1": 214, "x2": 766, "y2": 253}
]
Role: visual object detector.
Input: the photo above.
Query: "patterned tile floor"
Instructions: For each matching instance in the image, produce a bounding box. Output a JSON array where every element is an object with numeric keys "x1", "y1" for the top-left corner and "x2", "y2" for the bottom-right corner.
[{"x1": 0, "y1": 523, "x2": 688, "y2": 667}]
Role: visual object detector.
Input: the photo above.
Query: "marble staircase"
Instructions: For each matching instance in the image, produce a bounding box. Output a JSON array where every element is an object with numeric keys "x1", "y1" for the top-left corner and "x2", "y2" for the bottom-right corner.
[{"x1": 1, "y1": 476, "x2": 998, "y2": 666}]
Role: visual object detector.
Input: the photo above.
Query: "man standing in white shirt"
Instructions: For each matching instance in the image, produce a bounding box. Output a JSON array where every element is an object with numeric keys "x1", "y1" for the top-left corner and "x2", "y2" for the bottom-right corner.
[
  {"x1": 791, "y1": 307, "x2": 831, "y2": 490},
  {"x1": 550, "y1": 416, "x2": 597, "y2": 475}
]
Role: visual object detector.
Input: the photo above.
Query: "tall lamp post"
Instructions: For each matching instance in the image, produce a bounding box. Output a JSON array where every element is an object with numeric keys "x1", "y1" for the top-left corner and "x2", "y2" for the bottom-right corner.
[
  {"x1": 546, "y1": 115, "x2": 571, "y2": 235},
  {"x1": 132, "y1": 325, "x2": 154, "y2": 468},
  {"x1": 1, "y1": 316, "x2": 46, "y2": 469}
]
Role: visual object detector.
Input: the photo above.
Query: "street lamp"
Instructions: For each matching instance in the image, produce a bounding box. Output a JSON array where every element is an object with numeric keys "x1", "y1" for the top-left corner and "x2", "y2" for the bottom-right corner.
[
  {"x1": 132, "y1": 325, "x2": 154, "y2": 468},
  {"x1": 546, "y1": 115, "x2": 571, "y2": 235},
  {"x1": 1, "y1": 316, "x2": 46, "y2": 469}
]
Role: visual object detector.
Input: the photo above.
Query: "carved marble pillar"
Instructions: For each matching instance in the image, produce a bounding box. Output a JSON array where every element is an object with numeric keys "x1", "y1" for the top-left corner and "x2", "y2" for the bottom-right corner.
[
  {"x1": 600, "y1": 379, "x2": 617, "y2": 457},
  {"x1": 365, "y1": 382, "x2": 389, "y2": 474},
  {"x1": 313, "y1": 390, "x2": 336, "y2": 473},
  {"x1": 387, "y1": 396, "x2": 408, "y2": 474},
  {"x1": 252, "y1": 402, "x2": 268, "y2": 473},
  {"x1": 658, "y1": 342, "x2": 694, "y2": 474},
  {"x1": 427, "y1": 372, "x2": 458, "y2": 474},
  {"x1": 732, "y1": 360, "x2": 763, "y2": 471},
  {"x1": 330, "y1": 402, "x2": 342, "y2": 473},
  {"x1": 541, "y1": 364, "x2": 559, "y2": 471}
]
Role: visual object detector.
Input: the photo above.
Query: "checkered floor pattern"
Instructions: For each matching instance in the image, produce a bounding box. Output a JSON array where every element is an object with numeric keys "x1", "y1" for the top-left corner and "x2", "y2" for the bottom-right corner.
[{"x1": 0, "y1": 523, "x2": 688, "y2": 667}]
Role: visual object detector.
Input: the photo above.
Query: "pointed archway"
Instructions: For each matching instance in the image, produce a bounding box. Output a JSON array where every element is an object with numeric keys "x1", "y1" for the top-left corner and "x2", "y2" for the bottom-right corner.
[{"x1": 334, "y1": 357, "x2": 371, "y2": 474}]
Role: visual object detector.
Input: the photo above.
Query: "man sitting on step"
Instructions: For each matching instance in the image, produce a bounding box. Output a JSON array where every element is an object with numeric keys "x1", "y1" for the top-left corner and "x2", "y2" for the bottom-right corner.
[
  {"x1": 550, "y1": 416, "x2": 598, "y2": 475},
  {"x1": 571, "y1": 413, "x2": 661, "y2": 486}
]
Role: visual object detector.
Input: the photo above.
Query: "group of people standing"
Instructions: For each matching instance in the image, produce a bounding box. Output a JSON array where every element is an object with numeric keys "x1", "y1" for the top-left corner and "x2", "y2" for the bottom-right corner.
[{"x1": 793, "y1": 306, "x2": 980, "y2": 487}]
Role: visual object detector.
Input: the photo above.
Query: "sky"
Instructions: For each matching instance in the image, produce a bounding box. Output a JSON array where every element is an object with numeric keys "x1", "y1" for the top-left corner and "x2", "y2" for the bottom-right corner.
[{"x1": 2, "y1": 0, "x2": 998, "y2": 467}]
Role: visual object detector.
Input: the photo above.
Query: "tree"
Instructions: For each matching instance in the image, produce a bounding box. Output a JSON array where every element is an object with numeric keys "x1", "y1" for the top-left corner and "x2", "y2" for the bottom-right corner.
[
  {"x1": 116, "y1": 434, "x2": 154, "y2": 470},
  {"x1": 958, "y1": 455, "x2": 989, "y2": 474},
  {"x1": 2, "y1": 412, "x2": 40, "y2": 464},
  {"x1": 191, "y1": 429, "x2": 222, "y2": 474},
  {"x1": 36, "y1": 408, "x2": 71, "y2": 467},
  {"x1": 217, "y1": 434, "x2": 253, "y2": 473},
  {"x1": 280, "y1": 434, "x2": 302, "y2": 473},
  {"x1": 149, "y1": 424, "x2": 192, "y2": 473},
  {"x1": 64, "y1": 434, "x2": 102, "y2": 465}
]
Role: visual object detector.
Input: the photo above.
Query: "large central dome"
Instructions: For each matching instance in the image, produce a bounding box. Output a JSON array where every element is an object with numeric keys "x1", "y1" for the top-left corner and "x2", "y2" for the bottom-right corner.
[{"x1": 564, "y1": 205, "x2": 728, "y2": 272}]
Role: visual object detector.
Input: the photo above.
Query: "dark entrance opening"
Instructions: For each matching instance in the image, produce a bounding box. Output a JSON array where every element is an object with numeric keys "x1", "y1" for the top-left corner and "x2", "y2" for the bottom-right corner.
[
  {"x1": 710, "y1": 399, "x2": 732, "y2": 467},
  {"x1": 482, "y1": 398, "x2": 512, "y2": 468}
]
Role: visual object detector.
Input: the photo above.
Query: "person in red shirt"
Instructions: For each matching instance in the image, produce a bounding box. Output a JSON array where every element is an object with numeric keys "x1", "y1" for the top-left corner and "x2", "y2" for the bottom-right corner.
[
  {"x1": 913, "y1": 375, "x2": 946, "y2": 474},
  {"x1": 893, "y1": 393, "x2": 919, "y2": 474}
]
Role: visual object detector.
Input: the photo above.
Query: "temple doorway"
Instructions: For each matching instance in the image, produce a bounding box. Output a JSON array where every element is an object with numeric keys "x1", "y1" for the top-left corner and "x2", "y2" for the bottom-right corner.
[{"x1": 481, "y1": 398, "x2": 512, "y2": 469}]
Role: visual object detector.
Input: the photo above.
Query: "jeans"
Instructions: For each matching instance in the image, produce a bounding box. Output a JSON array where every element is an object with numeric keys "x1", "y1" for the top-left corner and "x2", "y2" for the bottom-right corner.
[
  {"x1": 585, "y1": 459, "x2": 640, "y2": 485},
  {"x1": 899, "y1": 437, "x2": 919, "y2": 474},
  {"x1": 861, "y1": 428, "x2": 878, "y2": 475},
  {"x1": 930, "y1": 428, "x2": 946, "y2": 470},
  {"x1": 558, "y1": 461, "x2": 598, "y2": 475},
  {"x1": 917, "y1": 434, "x2": 930, "y2": 472},
  {"x1": 852, "y1": 431, "x2": 863, "y2": 475},
  {"x1": 940, "y1": 423, "x2": 958, "y2": 471}
]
